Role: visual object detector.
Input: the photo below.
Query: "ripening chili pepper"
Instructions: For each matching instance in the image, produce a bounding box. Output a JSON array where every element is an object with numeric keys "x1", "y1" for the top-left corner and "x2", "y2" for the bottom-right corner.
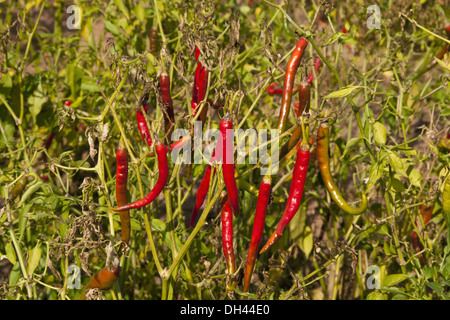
[
  {"x1": 190, "y1": 151, "x2": 216, "y2": 228},
  {"x1": 443, "y1": 172, "x2": 450, "y2": 240},
  {"x1": 186, "y1": 47, "x2": 210, "y2": 179},
  {"x1": 277, "y1": 38, "x2": 308, "y2": 133},
  {"x1": 316, "y1": 122, "x2": 368, "y2": 215},
  {"x1": 113, "y1": 138, "x2": 169, "y2": 211},
  {"x1": 78, "y1": 264, "x2": 122, "y2": 300},
  {"x1": 116, "y1": 143, "x2": 130, "y2": 245},
  {"x1": 137, "y1": 104, "x2": 153, "y2": 147},
  {"x1": 220, "y1": 191, "x2": 237, "y2": 290},
  {"x1": 260, "y1": 143, "x2": 310, "y2": 254},
  {"x1": 43, "y1": 132, "x2": 55, "y2": 150},
  {"x1": 412, "y1": 203, "x2": 434, "y2": 264},
  {"x1": 149, "y1": 26, "x2": 158, "y2": 56},
  {"x1": 267, "y1": 84, "x2": 283, "y2": 95},
  {"x1": 243, "y1": 175, "x2": 271, "y2": 292},
  {"x1": 146, "y1": 134, "x2": 191, "y2": 157},
  {"x1": 435, "y1": 25, "x2": 450, "y2": 60},
  {"x1": 267, "y1": 83, "x2": 298, "y2": 95},
  {"x1": 278, "y1": 81, "x2": 310, "y2": 160},
  {"x1": 306, "y1": 58, "x2": 321, "y2": 84},
  {"x1": 220, "y1": 114, "x2": 239, "y2": 217},
  {"x1": 191, "y1": 47, "x2": 209, "y2": 124},
  {"x1": 160, "y1": 73, "x2": 175, "y2": 141}
]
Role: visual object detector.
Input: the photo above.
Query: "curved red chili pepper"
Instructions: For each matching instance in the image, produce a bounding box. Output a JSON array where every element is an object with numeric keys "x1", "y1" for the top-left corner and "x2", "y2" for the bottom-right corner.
[
  {"x1": 277, "y1": 38, "x2": 308, "y2": 133},
  {"x1": 113, "y1": 138, "x2": 169, "y2": 211},
  {"x1": 267, "y1": 83, "x2": 284, "y2": 95},
  {"x1": 243, "y1": 175, "x2": 271, "y2": 292},
  {"x1": 220, "y1": 191, "x2": 237, "y2": 290},
  {"x1": 160, "y1": 73, "x2": 175, "y2": 141},
  {"x1": 191, "y1": 47, "x2": 209, "y2": 123},
  {"x1": 260, "y1": 143, "x2": 310, "y2": 253},
  {"x1": 220, "y1": 115, "x2": 239, "y2": 217},
  {"x1": 137, "y1": 104, "x2": 153, "y2": 147},
  {"x1": 190, "y1": 150, "x2": 216, "y2": 228},
  {"x1": 116, "y1": 143, "x2": 130, "y2": 245},
  {"x1": 267, "y1": 83, "x2": 298, "y2": 95}
]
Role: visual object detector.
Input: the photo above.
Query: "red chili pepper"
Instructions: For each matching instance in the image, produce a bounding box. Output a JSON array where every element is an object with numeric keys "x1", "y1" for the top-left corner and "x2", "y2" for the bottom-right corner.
[
  {"x1": 267, "y1": 83, "x2": 284, "y2": 95},
  {"x1": 160, "y1": 73, "x2": 175, "y2": 141},
  {"x1": 306, "y1": 58, "x2": 321, "y2": 84},
  {"x1": 243, "y1": 175, "x2": 271, "y2": 292},
  {"x1": 277, "y1": 38, "x2": 308, "y2": 133},
  {"x1": 113, "y1": 138, "x2": 169, "y2": 211},
  {"x1": 190, "y1": 151, "x2": 216, "y2": 228},
  {"x1": 260, "y1": 143, "x2": 310, "y2": 253},
  {"x1": 412, "y1": 204, "x2": 434, "y2": 264},
  {"x1": 267, "y1": 83, "x2": 298, "y2": 95},
  {"x1": 116, "y1": 143, "x2": 130, "y2": 245},
  {"x1": 191, "y1": 47, "x2": 209, "y2": 123},
  {"x1": 436, "y1": 25, "x2": 450, "y2": 60},
  {"x1": 78, "y1": 264, "x2": 122, "y2": 300},
  {"x1": 220, "y1": 191, "x2": 237, "y2": 290},
  {"x1": 136, "y1": 104, "x2": 153, "y2": 147},
  {"x1": 220, "y1": 115, "x2": 239, "y2": 217},
  {"x1": 279, "y1": 81, "x2": 310, "y2": 160}
]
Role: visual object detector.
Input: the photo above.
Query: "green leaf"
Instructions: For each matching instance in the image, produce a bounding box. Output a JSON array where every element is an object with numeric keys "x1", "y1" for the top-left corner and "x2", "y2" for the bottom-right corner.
[
  {"x1": 366, "y1": 161, "x2": 383, "y2": 192},
  {"x1": 114, "y1": 0, "x2": 130, "y2": 19},
  {"x1": 80, "y1": 77, "x2": 100, "y2": 92},
  {"x1": 382, "y1": 274, "x2": 409, "y2": 287},
  {"x1": 373, "y1": 122, "x2": 387, "y2": 145},
  {"x1": 26, "y1": 243, "x2": 41, "y2": 276},
  {"x1": 134, "y1": 4, "x2": 145, "y2": 23},
  {"x1": 325, "y1": 32, "x2": 345, "y2": 46},
  {"x1": 151, "y1": 218, "x2": 166, "y2": 232},
  {"x1": 375, "y1": 224, "x2": 391, "y2": 237},
  {"x1": 408, "y1": 168, "x2": 422, "y2": 188},
  {"x1": 130, "y1": 218, "x2": 141, "y2": 231},
  {"x1": 391, "y1": 293, "x2": 408, "y2": 300},
  {"x1": 366, "y1": 291, "x2": 387, "y2": 300},
  {"x1": 104, "y1": 20, "x2": 119, "y2": 36},
  {"x1": 387, "y1": 150, "x2": 408, "y2": 178},
  {"x1": 27, "y1": 83, "x2": 47, "y2": 124},
  {"x1": 323, "y1": 86, "x2": 363, "y2": 99},
  {"x1": 426, "y1": 282, "x2": 443, "y2": 294},
  {"x1": 340, "y1": 137, "x2": 362, "y2": 160},
  {"x1": 383, "y1": 241, "x2": 391, "y2": 256},
  {"x1": 423, "y1": 265, "x2": 434, "y2": 279},
  {"x1": 5, "y1": 242, "x2": 16, "y2": 265},
  {"x1": 9, "y1": 262, "x2": 21, "y2": 287}
]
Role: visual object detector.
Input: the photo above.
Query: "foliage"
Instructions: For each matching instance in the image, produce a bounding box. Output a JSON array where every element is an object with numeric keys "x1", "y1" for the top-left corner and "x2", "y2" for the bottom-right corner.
[{"x1": 0, "y1": 0, "x2": 449, "y2": 300}]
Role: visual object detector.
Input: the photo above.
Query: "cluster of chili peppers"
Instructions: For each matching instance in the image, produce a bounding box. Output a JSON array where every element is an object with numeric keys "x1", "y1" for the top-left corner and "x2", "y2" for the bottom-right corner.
[{"x1": 78, "y1": 24, "x2": 450, "y2": 297}]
